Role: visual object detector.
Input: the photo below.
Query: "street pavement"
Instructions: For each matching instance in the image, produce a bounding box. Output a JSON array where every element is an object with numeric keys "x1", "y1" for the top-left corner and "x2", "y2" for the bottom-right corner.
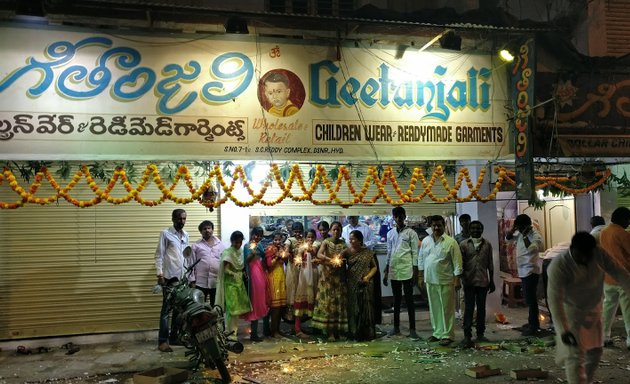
[{"x1": 0, "y1": 306, "x2": 546, "y2": 384}]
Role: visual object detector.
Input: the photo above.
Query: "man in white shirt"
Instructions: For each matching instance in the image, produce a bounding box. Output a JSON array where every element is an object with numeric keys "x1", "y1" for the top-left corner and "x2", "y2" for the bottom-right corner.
[
  {"x1": 342, "y1": 216, "x2": 376, "y2": 249},
  {"x1": 418, "y1": 215, "x2": 463, "y2": 346},
  {"x1": 548, "y1": 232, "x2": 630, "y2": 384},
  {"x1": 589, "y1": 216, "x2": 606, "y2": 244},
  {"x1": 506, "y1": 214, "x2": 544, "y2": 336},
  {"x1": 384, "y1": 207, "x2": 419, "y2": 338},
  {"x1": 155, "y1": 209, "x2": 189, "y2": 352}
]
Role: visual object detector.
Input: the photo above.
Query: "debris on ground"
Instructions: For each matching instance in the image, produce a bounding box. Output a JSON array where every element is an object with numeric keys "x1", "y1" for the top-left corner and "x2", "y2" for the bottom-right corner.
[
  {"x1": 509, "y1": 367, "x2": 549, "y2": 380},
  {"x1": 465, "y1": 364, "x2": 502, "y2": 378}
]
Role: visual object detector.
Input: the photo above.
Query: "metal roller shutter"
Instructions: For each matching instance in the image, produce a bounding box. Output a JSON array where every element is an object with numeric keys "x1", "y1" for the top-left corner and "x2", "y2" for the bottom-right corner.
[{"x1": 0, "y1": 163, "x2": 219, "y2": 340}]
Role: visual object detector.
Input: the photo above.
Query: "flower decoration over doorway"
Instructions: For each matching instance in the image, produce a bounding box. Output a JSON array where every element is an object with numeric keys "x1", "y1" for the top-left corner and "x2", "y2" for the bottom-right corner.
[{"x1": 0, "y1": 163, "x2": 611, "y2": 209}]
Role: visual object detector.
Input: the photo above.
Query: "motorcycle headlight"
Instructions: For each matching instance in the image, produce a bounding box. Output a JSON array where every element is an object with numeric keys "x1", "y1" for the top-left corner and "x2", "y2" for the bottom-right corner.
[{"x1": 192, "y1": 289, "x2": 205, "y2": 303}]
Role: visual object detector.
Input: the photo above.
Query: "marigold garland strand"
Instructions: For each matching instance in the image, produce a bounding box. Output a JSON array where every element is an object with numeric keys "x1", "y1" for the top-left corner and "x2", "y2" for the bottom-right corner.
[{"x1": 0, "y1": 164, "x2": 611, "y2": 209}]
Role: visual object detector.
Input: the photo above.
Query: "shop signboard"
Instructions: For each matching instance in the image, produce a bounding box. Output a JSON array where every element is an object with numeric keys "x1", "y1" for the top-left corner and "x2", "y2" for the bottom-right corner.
[{"x1": 0, "y1": 25, "x2": 509, "y2": 161}]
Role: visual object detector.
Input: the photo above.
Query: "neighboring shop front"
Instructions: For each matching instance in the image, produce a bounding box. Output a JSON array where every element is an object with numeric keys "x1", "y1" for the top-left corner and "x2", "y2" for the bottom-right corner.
[{"x1": 0, "y1": 22, "x2": 510, "y2": 339}]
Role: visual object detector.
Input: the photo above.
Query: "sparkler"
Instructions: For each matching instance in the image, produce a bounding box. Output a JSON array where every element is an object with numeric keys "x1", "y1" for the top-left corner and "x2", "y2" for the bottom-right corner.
[
  {"x1": 330, "y1": 254, "x2": 342, "y2": 267},
  {"x1": 249, "y1": 243, "x2": 257, "y2": 250},
  {"x1": 294, "y1": 255, "x2": 302, "y2": 265}
]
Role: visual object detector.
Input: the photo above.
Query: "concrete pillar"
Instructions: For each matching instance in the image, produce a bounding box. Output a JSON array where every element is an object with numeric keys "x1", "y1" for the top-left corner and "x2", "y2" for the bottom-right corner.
[
  {"x1": 597, "y1": 189, "x2": 618, "y2": 222},
  {"x1": 574, "y1": 193, "x2": 594, "y2": 232},
  {"x1": 219, "y1": 200, "x2": 250, "y2": 245}
]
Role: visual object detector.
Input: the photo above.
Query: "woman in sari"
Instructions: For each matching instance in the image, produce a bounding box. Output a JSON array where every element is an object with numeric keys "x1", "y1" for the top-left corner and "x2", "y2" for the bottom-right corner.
[
  {"x1": 343, "y1": 230, "x2": 378, "y2": 341},
  {"x1": 312, "y1": 221, "x2": 348, "y2": 340}
]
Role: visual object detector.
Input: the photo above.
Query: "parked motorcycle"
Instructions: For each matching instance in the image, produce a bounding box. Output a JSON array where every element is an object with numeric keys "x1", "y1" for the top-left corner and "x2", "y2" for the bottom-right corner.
[{"x1": 165, "y1": 246, "x2": 243, "y2": 383}]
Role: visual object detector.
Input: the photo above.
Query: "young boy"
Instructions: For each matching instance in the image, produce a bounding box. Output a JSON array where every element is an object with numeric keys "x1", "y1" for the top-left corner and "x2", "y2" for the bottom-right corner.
[
  {"x1": 263, "y1": 71, "x2": 299, "y2": 117},
  {"x1": 459, "y1": 220, "x2": 495, "y2": 348}
]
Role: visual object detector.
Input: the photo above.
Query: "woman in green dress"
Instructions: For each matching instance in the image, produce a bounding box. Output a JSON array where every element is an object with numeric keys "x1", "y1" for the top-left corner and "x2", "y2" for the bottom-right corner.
[
  {"x1": 343, "y1": 230, "x2": 378, "y2": 341},
  {"x1": 215, "y1": 231, "x2": 251, "y2": 339},
  {"x1": 312, "y1": 221, "x2": 348, "y2": 340}
]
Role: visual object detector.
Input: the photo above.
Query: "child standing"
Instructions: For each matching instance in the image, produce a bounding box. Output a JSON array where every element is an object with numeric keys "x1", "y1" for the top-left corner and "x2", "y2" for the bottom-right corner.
[
  {"x1": 265, "y1": 231, "x2": 287, "y2": 338},
  {"x1": 293, "y1": 229, "x2": 317, "y2": 338},
  {"x1": 285, "y1": 222, "x2": 305, "y2": 326},
  {"x1": 215, "y1": 231, "x2": 251, "y2": 339},
  {"x1": 242, "y1": 227, "x2": 269, "y2": 342}
]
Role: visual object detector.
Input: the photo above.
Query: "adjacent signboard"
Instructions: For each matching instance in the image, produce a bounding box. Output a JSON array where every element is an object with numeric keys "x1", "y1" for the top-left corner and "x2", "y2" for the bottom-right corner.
[
  {"x1": 0, "y1": 25, "x2": 509, "y2": 161},
  {"x1": 535, "y1": 72, "x2": 630, "y2": 157}
]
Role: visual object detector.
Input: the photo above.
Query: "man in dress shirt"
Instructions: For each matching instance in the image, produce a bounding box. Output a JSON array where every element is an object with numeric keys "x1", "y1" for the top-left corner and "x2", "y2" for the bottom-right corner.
[
  {"x1": 190, "y1": 220, "x2": 225, "y2": 305},
  {"x1": 155, "y1": 209, "x2": 189, "y2": 352},
  {"x1": 506, "y1": 214, "x2": 544, "y2": 336},
  {"x1": 600, "y1": 207, "x2": 630, "y2": 348},
  {"x1": 342, "y1": 216, "x2": 376, "y2": 249},
  {"x1": 383, "y1": 206, "x2": 419, "y2": 338},
  {"x1": 418, "y1": 215, "x2": 463, "y2": 346},
  {"x1": 458, "y1": 220, "x2": 495, "y2": 348}
]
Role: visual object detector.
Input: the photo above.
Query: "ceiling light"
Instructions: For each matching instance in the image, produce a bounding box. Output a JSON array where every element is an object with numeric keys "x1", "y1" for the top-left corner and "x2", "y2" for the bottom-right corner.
[{"x1": 499, "y1": 48, "x2": 515, "y2": 62}]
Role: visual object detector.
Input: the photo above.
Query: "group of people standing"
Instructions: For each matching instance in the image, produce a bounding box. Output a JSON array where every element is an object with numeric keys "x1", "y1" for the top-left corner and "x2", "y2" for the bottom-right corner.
[
  {"x1": 152, "y1": 206, "x2": 500, "y2": 351},
  {"x1": 384, "y1": 209, "x2": 495, "y2": 349},
  {"x1": 153, "y1": 209, "x2": 383, "y2": 351}
]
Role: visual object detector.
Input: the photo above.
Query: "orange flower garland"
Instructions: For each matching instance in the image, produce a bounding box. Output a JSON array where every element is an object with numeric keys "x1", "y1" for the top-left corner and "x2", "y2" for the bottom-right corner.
[
  {"x1": 0, "y1": 163, "x2": 611, "y2": 209},
  {"x1": 500, "y1": 167, "x2": 611, "y2": 195}
]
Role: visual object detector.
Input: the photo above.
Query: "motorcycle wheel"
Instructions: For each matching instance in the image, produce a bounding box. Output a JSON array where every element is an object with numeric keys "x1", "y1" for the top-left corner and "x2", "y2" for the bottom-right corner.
[{"x1": 214, "y1": 358, "x2": 231, "y2": 383}]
